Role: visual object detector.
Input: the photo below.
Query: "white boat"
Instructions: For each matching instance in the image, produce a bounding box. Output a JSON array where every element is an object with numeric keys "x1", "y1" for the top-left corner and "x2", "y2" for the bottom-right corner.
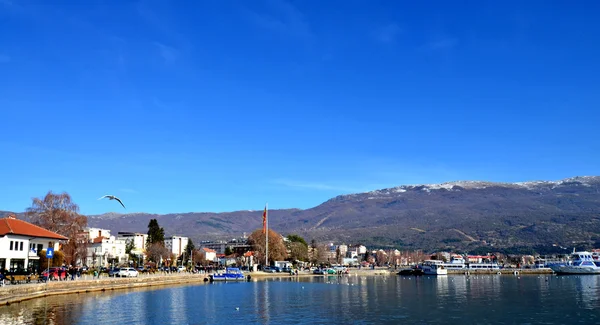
[
  {"x1": 468, "y1": 263, "x2": 500, "y2": 270},
  {"x1": 420, "y1": 260, "x2": 448, "y2": 275},
  {"x1": 442, "y1": 255, "x2": 467, "y2": 270},
  {"x1": 208, "y1": 268, "x2": 247, "y2": 282},
  {"x1": 549, "y1": 251, "x2": 600, "y2": 274}
]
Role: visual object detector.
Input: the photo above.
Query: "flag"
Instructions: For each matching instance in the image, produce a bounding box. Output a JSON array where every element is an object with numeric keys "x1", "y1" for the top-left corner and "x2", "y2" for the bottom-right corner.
[{"x1": 262, "y1": 205, "x2": 267, "y2": 234}]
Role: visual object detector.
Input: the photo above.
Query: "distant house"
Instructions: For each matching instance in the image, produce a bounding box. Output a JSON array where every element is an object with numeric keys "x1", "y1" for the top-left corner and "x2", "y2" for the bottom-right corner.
[
  {"x1": 0, "y1": 215, "x2": 67, "y2": 272},
  {"x1": 274, "y1": 261, "x2": 292, "y2": 269},
  {"x1": 84, "y1": 227, "x2": 112, "y2": 242},
  {"x1": 86, "y1": 236, "x2": 127, "y2": 267},
  {"x1": 200, "y1": 247, "x2": 216, "y2": 263},
  {"x1": 200, "y1": 238, "x2": 251, "y2": 255}
]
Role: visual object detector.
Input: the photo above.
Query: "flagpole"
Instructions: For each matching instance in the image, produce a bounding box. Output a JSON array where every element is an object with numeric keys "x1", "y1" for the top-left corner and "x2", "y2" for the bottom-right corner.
[{"x1": 265, "y1": 203, "x2": 269, "y2": 267}]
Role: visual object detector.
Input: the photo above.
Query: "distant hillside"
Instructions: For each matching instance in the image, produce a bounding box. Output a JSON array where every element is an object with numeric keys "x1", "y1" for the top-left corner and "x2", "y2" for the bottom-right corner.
[
  {"x1": 5, "y1": 176, "x2": 600, "y2": 253},
  {"x1": 82, "y1": 176, "x2": 600, "y2": 253}
]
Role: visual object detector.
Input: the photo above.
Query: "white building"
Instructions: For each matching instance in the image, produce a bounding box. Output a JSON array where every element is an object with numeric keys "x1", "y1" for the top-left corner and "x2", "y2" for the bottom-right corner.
[
  {"x1": 84, "y1": 227, "x2": 112, "y2": 242},
  {"x1": 86, "y1": 236, "x2": 127, "y2": 267},
  {"x1": 338, "y1": 244, "x2": 348, "y2": 257},
  {"x1": 117, "y1": 232, "x2": 148, "y2": 255},
  {"x1": 200, "y1": 247, "x2": 216, "y2": 263},
  {"x1": 0, "y1": 216, "x2": 67, "y2": 272},
  {"x1": 165, "y1": 235, "x2": 188, "y2": 257}
]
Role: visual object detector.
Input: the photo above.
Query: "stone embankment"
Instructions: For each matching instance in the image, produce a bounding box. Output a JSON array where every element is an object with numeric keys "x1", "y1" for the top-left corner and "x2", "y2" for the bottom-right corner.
[{"x1": 0, "y1": 273, "x2": 207, "y2": 306}]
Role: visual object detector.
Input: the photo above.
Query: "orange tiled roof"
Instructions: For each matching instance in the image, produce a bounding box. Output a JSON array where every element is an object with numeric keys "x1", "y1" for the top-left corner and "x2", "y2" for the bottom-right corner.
[
  {"x1": 0, "y1": 217, "x2": 68, "y2": 240},
  {"x1": 92, "y1": 236, "x2": 105, "y2": 243},
  {"x1": 202, "y1": 247, "x2": 216, "y2": 253}
]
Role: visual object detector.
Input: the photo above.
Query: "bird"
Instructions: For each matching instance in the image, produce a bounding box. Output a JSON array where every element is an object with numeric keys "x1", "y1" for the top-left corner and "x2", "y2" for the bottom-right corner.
[{"x1": 98, "y1": 195, "x2": 126, "y2": 209}]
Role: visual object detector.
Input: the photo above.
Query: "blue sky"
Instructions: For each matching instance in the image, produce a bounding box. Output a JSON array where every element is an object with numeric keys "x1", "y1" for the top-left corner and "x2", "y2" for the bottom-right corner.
[{"x1": 1, "y1": 0, "x2": 599, "y2": 215}]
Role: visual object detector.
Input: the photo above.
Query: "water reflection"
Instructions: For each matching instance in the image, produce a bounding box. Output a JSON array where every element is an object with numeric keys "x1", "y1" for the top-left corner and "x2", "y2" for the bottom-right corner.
[{"x1": 1, "y1": 275, "x2": 600, "y2": 324}]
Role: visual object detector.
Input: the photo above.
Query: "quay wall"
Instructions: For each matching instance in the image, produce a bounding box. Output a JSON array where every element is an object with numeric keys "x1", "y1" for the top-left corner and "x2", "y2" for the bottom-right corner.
[{"x1": 0, "y1": 274, "x2": 207, "y2": 306}]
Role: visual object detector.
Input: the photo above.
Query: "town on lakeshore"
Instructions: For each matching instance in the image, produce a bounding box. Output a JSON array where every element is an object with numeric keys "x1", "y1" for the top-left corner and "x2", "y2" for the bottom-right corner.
[{"x1": 2, "y1": 191, "x2": 600, "y2": 288}]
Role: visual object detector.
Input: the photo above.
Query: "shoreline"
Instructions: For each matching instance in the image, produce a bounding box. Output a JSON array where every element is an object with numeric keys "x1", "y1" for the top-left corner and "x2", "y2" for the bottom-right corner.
[
  {"x1": 0, "y1": 268, "x2": 554, "y2": 306},
  {"x1": 0, "y1": 274, "x2": 208, "y2": 306}
]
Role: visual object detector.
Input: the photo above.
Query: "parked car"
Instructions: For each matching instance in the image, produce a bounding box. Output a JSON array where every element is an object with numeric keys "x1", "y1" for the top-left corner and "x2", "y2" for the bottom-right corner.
[
  {"x1": 118, "y1": 267, "x2": 139, "y2": 277},
  {"x1": 177, "y1": 266, "x2": 186, "y2": 272},
  {"x1": 108, "y1": 268, "x2": 120, "y2": 277},
  {"x1": 262, "y1": 266, "x2": 277, "y2": 273}
]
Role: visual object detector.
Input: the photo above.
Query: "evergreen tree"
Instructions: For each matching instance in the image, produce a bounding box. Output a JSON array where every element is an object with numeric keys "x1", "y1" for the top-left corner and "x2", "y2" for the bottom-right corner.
[
  {"x1": 146, "y1": 219, "x2": 165, "y2": 247},
  {"x1": 125, "y1": 238, "x2": 136, "y2": 255},
  {"x1": 185, "y1": 239, "x2": 195, "y2": 258},
  {"x1": 287, "y1": 234, "x2": 309, "y2": 261},
  {"x1": 287, "y1": 234, "x2": 308, "y2": 247}
]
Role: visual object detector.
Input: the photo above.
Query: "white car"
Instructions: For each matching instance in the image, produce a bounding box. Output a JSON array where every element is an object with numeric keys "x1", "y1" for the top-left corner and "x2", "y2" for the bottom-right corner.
[{"x1": 118, "y1": 267, "x2": 139, "y2": 277}]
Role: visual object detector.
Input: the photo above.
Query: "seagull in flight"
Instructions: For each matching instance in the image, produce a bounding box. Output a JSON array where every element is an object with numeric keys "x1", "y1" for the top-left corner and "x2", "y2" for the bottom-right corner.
[{"x1": 98, "y1": 195, "x2": 126, "y2": 209}]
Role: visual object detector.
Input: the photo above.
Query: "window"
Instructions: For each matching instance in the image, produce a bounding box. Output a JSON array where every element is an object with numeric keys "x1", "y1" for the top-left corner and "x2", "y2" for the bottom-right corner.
[
  {"x1": 38, "y1": 244, "x2": 43, "y2": 253},
  {"x1": 20, "y1": 242, "x2": 23, "y2": 251},
  {"x1": 10, "y1": 241, "x2": 13, "y2": 250}
]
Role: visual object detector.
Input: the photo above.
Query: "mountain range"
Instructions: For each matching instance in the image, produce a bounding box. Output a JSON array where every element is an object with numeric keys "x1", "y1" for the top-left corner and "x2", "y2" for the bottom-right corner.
[{"x1": 4, "y1": 176, "x2": 600, "y2": 254}]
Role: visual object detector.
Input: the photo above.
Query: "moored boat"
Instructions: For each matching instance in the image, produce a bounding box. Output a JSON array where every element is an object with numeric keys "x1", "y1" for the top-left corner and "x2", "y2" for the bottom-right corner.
[
  {"x1": 549, "y1": 251, "x2": 600, "y2": 274},
  {"x1": 209, "y1": 268, "x2": 247, "y2": 282},
  {"x1": 397, "y1": 267, "x2": 424, "y2": 276},
  {"x1": 442, "y1": 255, "x2": 467, "y2": 270},
  {"x1": 420, "y1": 260, "x2": 448, "y2": 275}
]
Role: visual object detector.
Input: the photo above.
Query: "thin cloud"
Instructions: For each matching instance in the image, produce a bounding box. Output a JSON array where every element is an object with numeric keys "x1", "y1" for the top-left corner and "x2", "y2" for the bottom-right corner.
[
  {"x1": 153, "y1": 42, "x2": 179, "y2": 63},
  {"x1": 427, "y1": 38, "x2": 458, "y2": 50},
  {"x1": 241, "y1": 0, "x2": 312, "y2": 39},
  {"x1": 272, "y1": 179, "x2": 362, "y2": 193},
  {"x1": 137, "y1": 1, "x2": 190, "y2": 60},
  {"x1": 151, "y1": 97, "x2": 170, "y2": 111},
  {"x1": 374, "y1": 23, "x2": 402, "y2": 44}
]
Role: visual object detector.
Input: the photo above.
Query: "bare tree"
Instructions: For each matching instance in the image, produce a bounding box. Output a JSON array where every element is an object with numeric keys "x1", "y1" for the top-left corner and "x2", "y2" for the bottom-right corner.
[
  {"x1": 146, "y1": 243, "x2": 170, "y2": 264},
  {"x1": 247, "y1": 229, "x2": 288, "y2": 265},
  {"x1": 192, "y1": 249, "x2": 205, "y2": 266},
  {"x1": 376, "y1": 250, "x2": 388, "y2": 266},
  {"x1": 26, "y1": 191, "x2": 87, "y2": 266},
  {"x1": 315, "y1": 244, "x2": 329, "y2": 265}
]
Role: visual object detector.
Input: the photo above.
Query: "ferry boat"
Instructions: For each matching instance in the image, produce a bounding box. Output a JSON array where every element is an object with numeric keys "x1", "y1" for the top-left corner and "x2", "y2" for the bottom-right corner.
[
  {"x1": 549, "y1": 251, "x2": 600, "y2": 274},
  {"x1": 442, "y1": 255, "x2": 467, "y2": 270},
  {"x1": 420, "y1": 260, "x2": 448, "y2": 275},
  {"x1": 209, "y1": 268, "x2": 247, "y2": 282},
  {"x1": 467, "y1": 263, "x2": 500, "y2": 270}
]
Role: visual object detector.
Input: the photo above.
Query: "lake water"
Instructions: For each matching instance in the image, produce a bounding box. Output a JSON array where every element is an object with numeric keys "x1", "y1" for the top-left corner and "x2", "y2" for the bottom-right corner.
[{"x1": 2, "y1": 274, "x2": 600, "y2": 324}]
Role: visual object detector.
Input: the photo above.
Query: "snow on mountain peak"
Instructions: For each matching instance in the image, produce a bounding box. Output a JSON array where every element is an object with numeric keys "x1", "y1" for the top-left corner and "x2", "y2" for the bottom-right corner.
[{"x1": 333, "y1": 176, "x2": 599, "y2": 201}]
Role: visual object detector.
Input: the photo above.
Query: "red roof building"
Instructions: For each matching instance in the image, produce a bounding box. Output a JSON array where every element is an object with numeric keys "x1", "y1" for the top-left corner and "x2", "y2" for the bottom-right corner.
[
  {"x1": 0, "y1": 216, "x2": 68, "y2": 272},
  {"x1": 0, "y1": 217, "x2": 68, "y2": 240},
  {"x1": 200, "y1": 247, "x2": 217, "y2": 263}
]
